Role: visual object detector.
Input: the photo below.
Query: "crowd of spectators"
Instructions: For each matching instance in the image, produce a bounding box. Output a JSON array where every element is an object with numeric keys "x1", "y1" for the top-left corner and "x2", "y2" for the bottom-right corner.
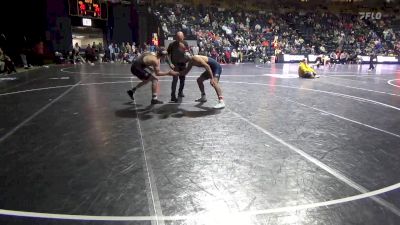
[
  {"x1": 154, "y1": 4, "x2": 399, "y2": 64},
  {"x1": 0, "y1": 35, "x2": 48, "y2": 74},
  {"x1": 57, "y1": 41, "x2": 157, "y2": 65},
  {"x1": 0, "y1": 47, "x2": 17, "y2": 74},
  {"x1": 155, "y1": 4, "x2": 302, "y2": 63},
  {"x1": 0, "y1": 38, "x2": 159, "y2": 73},
  {"x1": 370, "y1": 14, "x2": 400, "y2": 54},
  {"x1": 1, "y1": 4, "x2": 399, "y2": 73},
  {"x1": 283, "y1": 12, "x2": 389, "y2": 54}
]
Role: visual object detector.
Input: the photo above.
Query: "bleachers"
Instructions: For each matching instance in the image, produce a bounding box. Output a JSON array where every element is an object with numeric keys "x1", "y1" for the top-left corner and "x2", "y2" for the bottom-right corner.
[{"x1": 153, "y1": 3, "x2": 399, "y2": 63}]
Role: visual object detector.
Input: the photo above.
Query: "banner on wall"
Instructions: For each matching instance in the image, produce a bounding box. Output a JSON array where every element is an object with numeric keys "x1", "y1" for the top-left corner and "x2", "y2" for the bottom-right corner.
[
  {"x1": 377, "y1": 56, "x2": 398, "y2": 63},
  {"x1": 283, "y1": 54, "x2": 305, "y2": 62},
  {"x1": 282, "y1": 54, "x2": 398, "y2": 63}
]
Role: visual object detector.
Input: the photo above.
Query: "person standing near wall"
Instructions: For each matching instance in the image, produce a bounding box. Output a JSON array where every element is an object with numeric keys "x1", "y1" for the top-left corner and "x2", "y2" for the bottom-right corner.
[
  {"x1": 368, "y1": 52, "x2": 376, "y2": 71},
  {"x1": 166, "y1": 31, "x2": 188, "y2": 102},
  {"x1": 20, "y1": 36, "x2": 32, "y2": 69},
  {"x1": 33, "y1": 41, "x2": 45, "y2": 66}
]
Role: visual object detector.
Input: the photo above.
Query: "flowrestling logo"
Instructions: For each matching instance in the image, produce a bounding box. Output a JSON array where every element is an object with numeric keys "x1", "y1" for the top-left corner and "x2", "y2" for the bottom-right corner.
[{"x1": 359, "y1": 12, "x2": 382, "y2": 20}]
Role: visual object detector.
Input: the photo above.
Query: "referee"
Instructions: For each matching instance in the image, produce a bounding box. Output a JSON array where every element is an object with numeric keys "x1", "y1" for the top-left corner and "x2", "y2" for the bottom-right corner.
[
  {"x1": 368, "y1": 52, "x2": 376, "y2": 71},
  {"x1": 167, "y1": 31, "x2": 189, "y2": 102}
]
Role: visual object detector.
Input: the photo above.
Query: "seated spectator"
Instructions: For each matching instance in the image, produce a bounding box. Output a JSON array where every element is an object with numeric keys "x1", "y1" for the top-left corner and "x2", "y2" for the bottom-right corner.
[
  {"x1": 329, "y1": 51, "x2": 338, "y2": 64},
  {"x1": 224, "y1": 49, "x2": 231, "y2": 64},
  {"x1": 339, "y1": 51, "x2": 349, "y2": 64},
  {"x1": 67, "y1": 51, "x2": 75, "y2": 64},
  {"x1": 231, "y1": 49, "x2": 238, "y2": 63},
  {"x1": 0, "y1": 48, "x2": 5, "y2": 73},
  {"x1": 298, "y1": 58, "x2": 318, "y2": 79},
  {"x1": 0, "y1": 47, "x2": 17, "y2": 74},
  {"x1": 54, "y1": 51, "x2": 65, "y2": 64},
  {"x1": 314, "y1": 54, "x2": 324, "y2": 68},
  {"x1": 323, "y1": 55, "x2": 332, "y2": 67}
]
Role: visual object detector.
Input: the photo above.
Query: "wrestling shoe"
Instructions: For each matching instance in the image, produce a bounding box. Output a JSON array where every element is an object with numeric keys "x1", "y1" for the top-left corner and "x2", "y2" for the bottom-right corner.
[
  {"x1": 195, "y1": 95, "x2": 207, "y2": 102},
  {"x1": 170, "y1": 95, "x2": 178, "y2": 102},
  {"x1": 127, "y1": 89, "x2": 135, "y2": 100},
  {"x1": 151, "y1": 99, "x2": 163, "y2": 104},
  {"x1": 213, "y1": 100, "x2": 225, "y2": 109}
]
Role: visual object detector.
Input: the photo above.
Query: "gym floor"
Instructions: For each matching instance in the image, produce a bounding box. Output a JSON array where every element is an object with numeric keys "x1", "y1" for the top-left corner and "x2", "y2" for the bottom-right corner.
[{"x1": 0, "y1": 62, "x2": 400, "y2": 225}]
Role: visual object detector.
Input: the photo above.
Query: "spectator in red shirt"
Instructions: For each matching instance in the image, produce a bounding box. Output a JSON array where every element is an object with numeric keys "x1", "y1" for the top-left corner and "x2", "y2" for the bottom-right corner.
[
  {"x1": 262, "y1": 40, "x2": 269, "y2": 47},
  {"x1": 224, "y1": 49, "x2": 231, "y2": 64},
  {"x1": 79, "y1": 1, "x2": 86, "y2": 15}
]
